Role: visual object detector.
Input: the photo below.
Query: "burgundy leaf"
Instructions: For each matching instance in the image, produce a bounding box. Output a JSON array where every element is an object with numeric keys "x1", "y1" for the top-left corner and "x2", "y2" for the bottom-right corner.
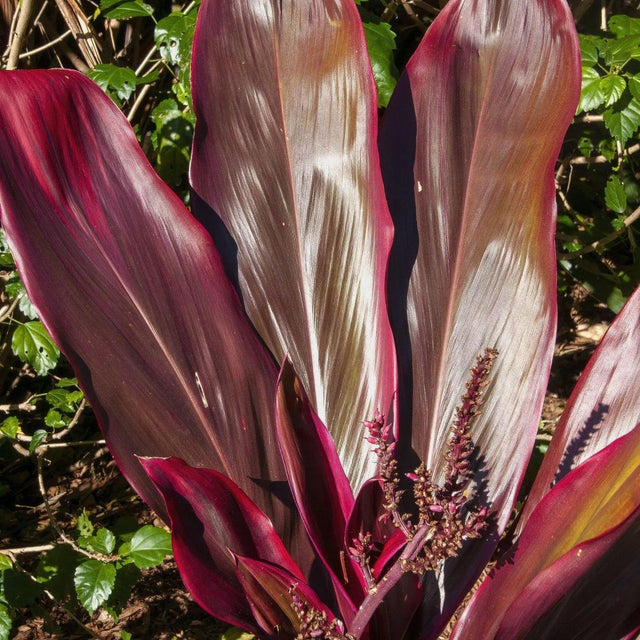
[
  {"x1": 379, "y1": 0, "x2": 580, "y2": 635},
  {"x1": 235, "y1": 554, "x2": 344, "y2": 640},
  {"x1": 520, "y1": 285, "x2": 640, "y2": 530},
  {"x1": 496, "y1": 510, "x2": 640, "y2": 640},
  {"x1": 275, "y1": 359, "x2": 363, "y2": 614},
  {"x1": 190, "y1": 0, "x2": 397, "y2": 489},
  {"x1": 452, "y1": 425, "x2": 640, "y2": 640},
  {"x1": 142, "y1": 457, "x2": 304, "y2": 631},
  {"x1": 0, "y1": 70, "x2": 310, "y2": 563}
]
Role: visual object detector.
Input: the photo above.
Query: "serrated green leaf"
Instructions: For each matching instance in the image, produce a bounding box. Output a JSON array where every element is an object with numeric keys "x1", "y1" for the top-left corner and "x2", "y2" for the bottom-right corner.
[
  {"x1": 92, "y1": 529, "x2": 116, "y2": 555},
  {"x1": 598, "y1": 137, "x2": 617, "y2": 161},
  {"x1": 0, "y1": 556, "x2": 12, "y2": 572},
  {"x1": 5, "y1": 278, "x2": 39, "y2": 320},
  {"x1": 74, "y1": 560, "x2": 116, "y2": 614},
  {"x1": 0, "y1": 230, "x2": 15, "y2": 268},
  {"x1": 577, "y1": 135, "x2": 594, "y2": 157},
  {"x1": 362, "y1": 20, "x2": 398, "y2": 108},
  {"x1": 127, "y1": 525, "x2": 171, "y2": 569},
  {"x1": 11, "y1": 321, "x2": 60, "y2": 375},
  {"x1": 46, "y1": 387, "x2": 81, "y2": 413},
  {"x1": 120, "y1": 631, "x2": 132, "y2": 640},
  {"x1": 99, "y1": 0, "x2": 153, "y2": 19},
  {"x1": 605, "y1": 175, "x2": 627, "y2": 213},
  {"x1": 579, "y1": 67, "x2": 606, "y2": 113},
  {"x1": 155, "y1": 12, "x2": 196, "y2": 65},
  {"x1": 608, "y1": 14, "x2": 640, "y2": 37},
  {"x1": 579, "y1": 34, "x2": 601, "y2": 67},
  {"x1": 604, "y1": 96, "x2": 640, "y2": 145},
  {"x1": 0, "y1": 604, "x2": 11, "y2": 640},
  {"x1": 603, "y1": 34, "x2": 640, "y2": 67},
  {"x1": 612, "y1": 214, "x2": 627, "y2": 231},
  {"x1": 28, "y1": 429, "x2": 46, "y2": 453},
  {"x1": 77, "y1": 510, "x2": 94, "y2": 538},
  {"x1": 44, "y1": 409, "x2": 65, "y2": 429},
  {"x1": 56, "y1": 377, "x2": 78, "y2": 388},
  {"x1": 599, "y1": 75, "x2": 626, "y2": 107},
  {"x1": 88, "y1": 64, "x2": 137, "y2": 101},
  {"x1": 0, "y1": 417, "x2": 18, "y2": 439},
  {"x1": 629, "y1": 74, "x2": 640, "y2": 100}
]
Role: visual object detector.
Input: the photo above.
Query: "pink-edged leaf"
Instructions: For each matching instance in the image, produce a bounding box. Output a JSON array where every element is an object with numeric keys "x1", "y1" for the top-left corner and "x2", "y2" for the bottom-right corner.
[
  {"x1": 381, "y1": 0, "x2": 580, "y2": 532},
  {"x1": 235, "y1": 554, "x2": 343, "y2": 640},
  {"x1": 495, "y1": 510, "x2": 640, "y2": 640},
  {"x1": 275, "y1": 359, "x2": 363, "y2": 614},
  {"x1": 378, "y1": 1, "x2": 579, "y2": 634},
  {"x1": 0, "y1": 70, "x2": 310, "y2": 562},
  {"x1": 451, "y1": 424, "x2": 640, "y2": 640},
  {"x1": 190, "y1": 0, "x2": 397, "y2": 490},
  {"x1": 520, "y1": 285, "x2": 640, "y2": 530},
  {"x1": 141, "y1": 457, "x2": 304, "y2": 632}
]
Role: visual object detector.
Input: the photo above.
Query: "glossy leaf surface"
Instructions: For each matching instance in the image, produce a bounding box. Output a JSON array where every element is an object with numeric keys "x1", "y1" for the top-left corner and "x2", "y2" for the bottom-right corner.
[
  {"x1": 236, "y1": 555, "x2": 338, "y2": 639},
  {"x1": 190, "y1": 0, "x2": 397, "y2": 489},
  {"x1": 142, "y1": 457, "x2": 304, "y2": 632},
  {"x1": 496, "y1": 510, "x2": 640, "y2": 640},
  {"x1": 379, "y1": 0, "x2": 580, "y2": 634},
  {"x1": 381, "y1": 0, "x2": 580, "y2": 528},
  {"x1": 520, "y1": 285, "x2": 640, "y2": 529},
  {"x1": 0, "y1": 70, "x2": 303, "y2": 554},
  {"x1": 452, "y1": 425, "x2": 640, "y2": 639},
  {"x1": 275, "y1": 360, "x2": 362, "y2": 614}
]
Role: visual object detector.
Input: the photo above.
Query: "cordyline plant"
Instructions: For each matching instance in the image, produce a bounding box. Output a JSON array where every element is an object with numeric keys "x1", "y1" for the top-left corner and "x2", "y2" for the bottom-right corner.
[{"x1": 2, "y1": 0, "x2": 640, "y2": 637}]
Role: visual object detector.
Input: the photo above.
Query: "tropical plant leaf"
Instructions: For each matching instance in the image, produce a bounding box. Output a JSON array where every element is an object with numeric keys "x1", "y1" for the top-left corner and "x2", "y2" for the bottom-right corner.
[
  {"x1": 494, "y1": 513, "x2": 640, "y2": 640},
  {"x1": 0, "y1": 70, "x2": 307, "y2": 562},
  {"x1": 11, "y1": 320, "x2": 59, "y2": 375},
  {"x1": 235, "y1": 555, "x2": 340, "y2": 639},
  {"x1": 378, "y1": 0, "x2": 580, "y2": 635},
  {"x1": 74, "y1": 560, "x2": 116, "y2": 614},
  {"x1": 141, "y1": 457, "x2": 306, "y2": 632},
  {"x1": 274, "y1": 360, "x2": 361, "y2": 618},
  {"x1": 452, "y1": 425, "x2": 640, "y2": 640},
  {"x1": 519, "y1": 286, "x2": 640, "y2": 529},
  {"x1": 361, "y1": 16, "x2": 399, "y2": 107},
  {"x1": 190, "y1": 0, "x2": 397, "y2": 490},
  {"x1": 125, "y1": 525, "x2": 170, "y2": 569}
]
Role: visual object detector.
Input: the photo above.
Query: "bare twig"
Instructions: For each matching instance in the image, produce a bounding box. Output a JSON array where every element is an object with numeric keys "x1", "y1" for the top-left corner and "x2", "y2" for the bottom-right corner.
[
  {"x1": 0, "y1": 400, "x2": 35, "y2": 412},
  {"x1": 40, "y1": 439, "x2": 105, "y2": 450},
  {"x1": 19, "y1": 27, "x2": 71, "y2": 59},
  {"x1": 53, "y1": 0, "x2": 102, "y2": 67},
  {"x1": 558, "y1": 204, "x2": 640, "y2": 259},
  {"x1": 2, "y1": 543, "x2": 55, "y2": 556},
  {"x1": 6, "y1": 0, "x2": 35, "y2": 70},
  {"x1": 0, "y1": 296, "x2": 20, "y2": 323}
]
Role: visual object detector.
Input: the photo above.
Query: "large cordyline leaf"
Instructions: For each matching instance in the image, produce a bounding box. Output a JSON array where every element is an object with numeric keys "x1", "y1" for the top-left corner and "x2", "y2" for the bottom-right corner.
[
  {"x1": 190, "y1": 0, "x2": 397, "y2": 489},
  {"x1": 519, "y1": 285, "x2": 640, "y2": 529},
  {"x1": 377, "y1": 0, "x2": 580, "y2": 635},
  {"x1": 141, "y1": 457, "x2": 305, "y2": 633},
  {"x1": 452, "y1": 423, "x2": 640, "y2": 639},
  {"x1": 0, "y1": 70, "x2": 312, "y2": 564}
]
